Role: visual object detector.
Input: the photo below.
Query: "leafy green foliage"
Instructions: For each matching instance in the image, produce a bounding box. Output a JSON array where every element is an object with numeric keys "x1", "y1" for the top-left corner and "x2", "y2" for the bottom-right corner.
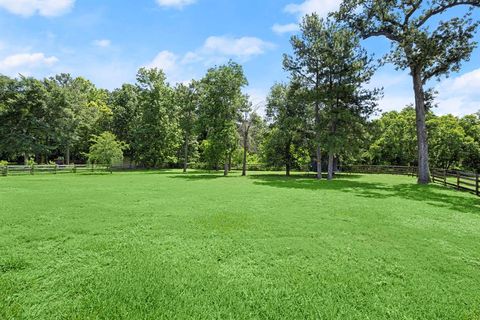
[
  {"x1": 87, "y1": 132, "x2": 128, "y2": 166},
  {"x1": 264, "y1": 83, "x2": 311, "y2": 175},
  {"x1": 367, "y1": 108, "x2": 419, "y2": 166},
  {"x1": 110, "y1": 84, "x2": 140, "y2": 161},
  {"x1": 134, "y1": 68, "x2": 181, "y2": 167},
  {"x1": 0, "y1": 76, "x2": 50, "y2": 161},
  {"x1": 197, "y1": 61, "x2": 248, "y2": 174},
  {"x1": 337, "y1": 0, "x2": 480, "y2": 183},
  {"x1": 284, "y1": 14, "x2": 380, "y2": 179},
  {"x1": 363, "y1": 107, "x2": 480, "y2": 170}
]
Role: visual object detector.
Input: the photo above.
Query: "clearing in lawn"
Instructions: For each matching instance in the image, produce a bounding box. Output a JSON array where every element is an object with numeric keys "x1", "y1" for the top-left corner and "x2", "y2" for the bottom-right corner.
[{"x1": 0, "y1": 171, "x2": 479, "y2": 319}]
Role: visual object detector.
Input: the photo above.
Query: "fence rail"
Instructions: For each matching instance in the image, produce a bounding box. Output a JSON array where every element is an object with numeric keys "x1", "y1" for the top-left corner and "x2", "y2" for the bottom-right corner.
[
  {"x1": 340, "y1": 164, "x2": 479, "y2": 197},
  {"x1": 0, "y1": 164, "x2": 111, "y2": 176},
  {"x1": 339, "y1": 165, "x2": 418, "y2": 177},
  {"x1": 1, "y1": 163, "x2": 478, "y2": 197},
  {"x1": 431, "y1": 168, "x2": 479, "y2": 196}
]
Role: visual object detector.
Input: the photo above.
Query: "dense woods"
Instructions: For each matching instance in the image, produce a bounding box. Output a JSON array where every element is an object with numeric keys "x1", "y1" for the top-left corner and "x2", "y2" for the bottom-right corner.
[
  {"x1": 1, "y1": 3, "x2": 480, "y2": 181},
  {"x1": 1, "y1": 68, "x2": 479, "y2": 174}
]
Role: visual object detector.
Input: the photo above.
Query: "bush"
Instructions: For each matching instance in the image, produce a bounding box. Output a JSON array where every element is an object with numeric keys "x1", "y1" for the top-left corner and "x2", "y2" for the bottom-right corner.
[{"x1": 88, "y1": 132, "x2": 129, "y2": 166}]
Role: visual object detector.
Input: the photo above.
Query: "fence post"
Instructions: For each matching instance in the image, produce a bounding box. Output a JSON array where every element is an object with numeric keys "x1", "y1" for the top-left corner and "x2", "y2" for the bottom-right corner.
[
  {"x1": 54, "y1": 164, "x2": 57, "y2": 174},
  {"x1": 73, "y1": 163, "x2": 76, "y2": 174},
  {"x1": 1, "y1": 166, "x2": 5, "y2": 177},
  {"x1": 457, "y1": 171, "x2": 460, "y2": 190},
  {"x1": 444, "y1": 169, "x2": 447, "y2": 186},
  {"x1": 476, "y1": 172, "x2": 479, "y2": 197},
  {"x1": 30, "y1": 164, "x2": 34, "y2": 175}
]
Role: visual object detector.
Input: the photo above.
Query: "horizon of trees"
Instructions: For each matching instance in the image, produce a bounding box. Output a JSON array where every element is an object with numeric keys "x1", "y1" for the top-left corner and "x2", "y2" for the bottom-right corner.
[
  {"x1": 1, "y1": 68, "x2": 478, "y2": 173},
  {"x1": 1, "y1": 3, "x2": 480, "y2": 182}
]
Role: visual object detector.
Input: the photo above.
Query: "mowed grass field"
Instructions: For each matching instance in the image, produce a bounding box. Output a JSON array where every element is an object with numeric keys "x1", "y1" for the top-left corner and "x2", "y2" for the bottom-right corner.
[{"x1": 0, "y1": 170, "x2": 479, "y2": 319}]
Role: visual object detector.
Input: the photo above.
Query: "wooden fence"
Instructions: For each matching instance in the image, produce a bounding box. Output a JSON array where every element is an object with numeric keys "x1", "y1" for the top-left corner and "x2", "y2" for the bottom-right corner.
[
  {"x1": 1, "y1": 162, "x2": 478, "y2": 197},
  {"x1": 0, "y1": 164, "x2": 110, "y2": 176},
  {"x1": 431, "y1": 168, "x2": 479, "y2": 196},
  {"x1": 339, "y1": 165, "x2": 418, "y2": 177},
  {"x1": 340, "y1": 164, "x2": 479, "y2": 197}
]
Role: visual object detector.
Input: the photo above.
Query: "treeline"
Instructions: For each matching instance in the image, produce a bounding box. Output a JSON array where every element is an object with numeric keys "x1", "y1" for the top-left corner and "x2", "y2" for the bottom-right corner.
[
  {"x1": 0, "y1": 62, "x2": 262, "y2": 176},
  {"x1": 2, "y1": 3, "x2": 480, "y2": 179},
  {"x1": 365, "y1": 108, "x2": 480, "y2": 171},
  {"x1": 1, "y1": 67, "x2": 478, "y2": 174}
]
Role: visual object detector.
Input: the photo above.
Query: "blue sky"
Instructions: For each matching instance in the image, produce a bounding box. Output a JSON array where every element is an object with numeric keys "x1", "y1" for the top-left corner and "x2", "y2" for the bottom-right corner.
[{"x1": 0, "y1": 0, "x2": 479, "y2": 116}]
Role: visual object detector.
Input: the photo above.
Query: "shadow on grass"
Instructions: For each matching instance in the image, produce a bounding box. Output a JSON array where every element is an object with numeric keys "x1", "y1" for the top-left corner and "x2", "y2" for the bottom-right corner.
[
  {"x1": 170, "y1": 174, "x2": 227, "y2": 181},
  {"x1": 249, "y1": 174, "x2": 480, "y2": 215}
]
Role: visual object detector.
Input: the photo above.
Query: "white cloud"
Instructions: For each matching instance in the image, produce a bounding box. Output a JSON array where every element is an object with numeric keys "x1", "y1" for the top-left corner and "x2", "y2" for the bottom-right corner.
[
  {"x1": 0, "y1": 0, "x2": 75, "y2": 17},
  {"x1": 437, "y1": 68, "x2": 480, "y2": 97},
  {"x1": 244, "y1": 87, "x2": 268, "y2": 115},
  {"x1": 93, "y1": 39, "x2": 111, "y2": 48},
  {"x1": 147, "y1": 50, "x2": 179, "y2": 74},
  {"x1": 272, "y1": 23, "x2": 300, "y2": 35},
  {"x1": 198, "y1": 36, "x2": 275, "y2": 61},
  {"x1": 272, "y1": 0, "x2": 340, "y2": 36},
  {"x1": 0, "y1": 53, "x2": 58, "y2": 72},
  {"x1": 284, "y1": 0, "x2": 341, "y2": 18},
  {"x1": 366, "y1": 68, "x2": 480, "y2": 116},
  {"x1": 155, "y1": 0, "x2": 196, "y2": 9},
  {"x1": 435, "y1": 68, "x2": 480, "y2": 116},
  {"x1": 145, "y1": 50, "x2": 194, "y2": 84},
  {"x1": 145, "y1": 36, "x2": 274, "y2": 84}
]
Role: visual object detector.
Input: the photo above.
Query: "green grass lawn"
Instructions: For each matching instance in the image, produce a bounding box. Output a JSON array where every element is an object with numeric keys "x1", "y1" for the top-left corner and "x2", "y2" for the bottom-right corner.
[{"x1": 1, "y1": 170, "x2": 479, "y2": 319}]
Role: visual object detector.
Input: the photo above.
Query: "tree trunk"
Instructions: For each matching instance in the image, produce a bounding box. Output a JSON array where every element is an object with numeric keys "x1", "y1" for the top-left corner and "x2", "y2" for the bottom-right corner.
[
  {"x1": 286, "y1": 140, "x2": 291, "y2": 177},
  {"x1": 224, "y1": 162, "x2": 229, "y2": 176},
  {"x1": 66, "y1": 146, "x2": 70, "y2": 165},
  {"x1": 242, "y1": 130, "x2": 248, "y2": 176},
  {"x1": 183, "y1": 133, "x2": 189, "y2": 173},
  {"x1": 314, "y1": 100, "x2": 322, "y2": 179},
  {"x1": 411, "y1": 67, "x2": 431, "y2": 184},
  {"x1": 23, "y1": 153, "x2": 28, "y2": 166},
  {"x1": 328, "y1": 151, "x2": 334, "y2": 180},
  {"x1": 316, "y1": 145, "x2": 322, "y2": 179}
]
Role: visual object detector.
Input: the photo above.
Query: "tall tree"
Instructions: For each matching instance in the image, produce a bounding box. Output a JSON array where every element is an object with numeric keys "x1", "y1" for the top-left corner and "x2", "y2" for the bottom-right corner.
[
  {"x1": 238, "y1": 97, "x2": 263, "y2": 176},
  {"x1": 265, "y1": 82, "x2": 311, "y2": 176},
  {"x1": 283, "y1": 14, "x2": 326, "y2": 179},
  {"x1": 0, "y1": 76, "x2": 50, "y2": 164},
  {"x1": 175, "y1": 82, "x2": 199, "y2": 173},
  {"x1": 197, "y1": 61, "x2": 248, "y2": 176},
  {"x1": 110, "y1": 84, "x2": 140, "y2": 165},
  {"x1": 337, "y1": 0, "x2": 480, "y2": 184},
  {"x1": 135, "y1": 68, "x2": 181, "y2": 167},
  {"x1": 285, "y1": 14, "x2": 379, "y2": 180},
  {"x1": 44, "y1": 74, "x2": 77, "y2": 164}
]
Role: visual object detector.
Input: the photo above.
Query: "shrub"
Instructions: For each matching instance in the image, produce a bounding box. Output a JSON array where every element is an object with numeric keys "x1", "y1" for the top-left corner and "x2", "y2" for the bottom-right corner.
[{"x1": 87, "y1": 132, "x2": 129, "y2": 166}]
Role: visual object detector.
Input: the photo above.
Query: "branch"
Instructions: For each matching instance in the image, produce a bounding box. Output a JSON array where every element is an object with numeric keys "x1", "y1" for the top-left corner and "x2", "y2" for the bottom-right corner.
[
  {"x1": 417, "y1": 1, "x2": 480, "y2": 27},
  {"x1": 362, "y1": 30, "x2": 401, "y2": 42},
  {"x1": 404, "y1": 0, "x2": 422, "y2": 26}
]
